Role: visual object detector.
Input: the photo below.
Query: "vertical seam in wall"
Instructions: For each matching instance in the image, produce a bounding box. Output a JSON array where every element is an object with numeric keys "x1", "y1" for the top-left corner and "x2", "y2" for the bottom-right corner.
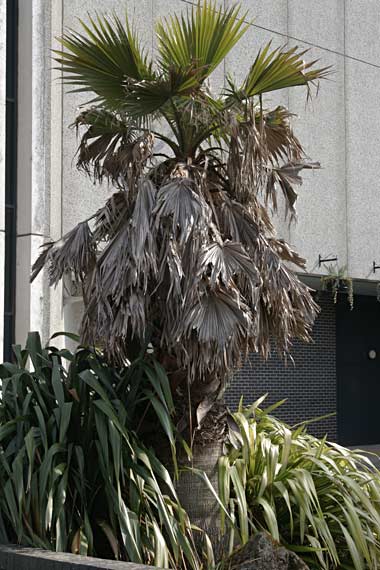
[
  {"x1": 286, "y1": 0, "x2": 290, "y2": 107},
  {"x1": 43, "y1": 2, "x2": 47, "y2": 239},
  {"x1": 286, "y1": 0, "x2": 290, "y2": 245},
  {"x1": 223, "y1": 0, "x2": 226, "y2": 89},
  {"x1": 343, "y1": 0, "x2": 348, "y2": 271},
  {"x1": 339, "y1": 0, "x2": 348, "y2": 441},
  {"x1": 60, "y1": 0, "x2": 64, "y2": 242},
  {"x1": 42, "y1": 0, "x2": 48, "y2": 337},
  {"x1": 151, "y1": 0, "x2": 154, "y2": 55},
  {"x1": 59, "y1": 0, "x2": 64, "y2": 322},
  {"x1": 45, "y1": 0, "x2": 53, "y2": 338}
]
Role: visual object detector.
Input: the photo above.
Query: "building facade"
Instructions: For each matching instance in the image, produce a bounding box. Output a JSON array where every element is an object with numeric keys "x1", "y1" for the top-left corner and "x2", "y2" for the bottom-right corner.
[{"x1": 3, "y1": 0, "x2": 380, "y2": 444}]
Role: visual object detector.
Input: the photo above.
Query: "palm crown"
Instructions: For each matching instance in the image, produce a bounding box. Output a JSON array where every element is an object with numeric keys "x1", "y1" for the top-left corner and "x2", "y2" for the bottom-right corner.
[{"x1": 33, "y1": 2, "x2": 328, "y2": 418}]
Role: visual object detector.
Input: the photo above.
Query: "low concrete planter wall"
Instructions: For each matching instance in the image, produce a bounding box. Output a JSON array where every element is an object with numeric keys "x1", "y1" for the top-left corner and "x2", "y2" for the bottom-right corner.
[{"x1": 0, "y1": 545, "x2": 161, "y2": 569}]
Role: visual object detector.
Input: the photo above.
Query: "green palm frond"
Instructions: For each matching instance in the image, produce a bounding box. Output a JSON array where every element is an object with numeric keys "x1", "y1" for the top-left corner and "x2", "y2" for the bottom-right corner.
[
  {"x1": 55, "y1": 13, "x2": 155, "y2": 108},
  {"x1": 156, "y1": 2, "x2": 249, "y2": 84},
  {"x1": 238, "y1": 43, "x2": 330, "y2": 98},
  {"x1": 123, "y1": 70, "x2": 201, "y2": 118}
]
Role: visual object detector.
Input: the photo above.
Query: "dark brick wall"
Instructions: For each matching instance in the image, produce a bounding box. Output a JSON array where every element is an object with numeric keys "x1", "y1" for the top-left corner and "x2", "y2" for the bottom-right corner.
[{"x1": 225, "y1": 293, "x2": 337, "y2": 441}]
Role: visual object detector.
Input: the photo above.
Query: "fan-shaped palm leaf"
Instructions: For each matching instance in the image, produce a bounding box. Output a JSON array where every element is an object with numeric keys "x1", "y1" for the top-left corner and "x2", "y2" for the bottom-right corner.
[
  {"x1": 201, "y1": 241, "x2": 260, "y2": 288},
  {"x1": 123, "y1": 71, "x2": 201, "y2": 118},
  {"x1": 93, "y1": 191, "x2": 130, "y2": 241},
  {"x1": 55, "y1": 13, "x2": 155, "y2": 108},
  {"x1": 74, "y1": 108, "x2": 154, "y2": 185},
  {"x1": 266, "y1": 161, "x2": 320, "y2": 219},
  {"x1": 261, "y1": 106, "x2": 303, "y2": 163},
  {"x1": 156, "y1": 2, "x2": 249, "y2": 84},
  {"x1": 185, "y1": 287, "x2": 252, "y2": 347},
  {"x1": 154, "y1": 178, "x2": 210, "y2": 244},
  {"x1": 32, "y1": 222, "x2": 96, "y2": 286},
  {"x1": 241, "y1": 43, "x2": 330, "y2": 98}
]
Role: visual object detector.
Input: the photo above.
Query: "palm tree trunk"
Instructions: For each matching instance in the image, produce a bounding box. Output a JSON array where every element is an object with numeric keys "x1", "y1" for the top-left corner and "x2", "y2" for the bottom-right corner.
[{"x1": 176, "y1": 440, "x2": 224, "y2": 553}]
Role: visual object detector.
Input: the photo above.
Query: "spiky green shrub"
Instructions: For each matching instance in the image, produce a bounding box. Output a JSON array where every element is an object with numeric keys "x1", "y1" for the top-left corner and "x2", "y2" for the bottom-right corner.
[
  {"x1": 0, "y1": 332, "x2": 204, "y2": 569},
  {"x1": 219, "y1": 397, "x2": 380, "y2": 570}
]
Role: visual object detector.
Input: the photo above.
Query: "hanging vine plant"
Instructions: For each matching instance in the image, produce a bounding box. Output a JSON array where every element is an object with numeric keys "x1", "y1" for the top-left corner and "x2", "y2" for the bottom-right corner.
[{"x1": 321, "y1": 263, "x2": 354, "y2": 309}]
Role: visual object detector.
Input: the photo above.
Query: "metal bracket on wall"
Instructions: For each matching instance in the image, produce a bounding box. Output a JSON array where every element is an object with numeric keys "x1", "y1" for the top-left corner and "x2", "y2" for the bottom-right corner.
[
  {"x1": 373, "y1": 262, "x2": 380, "y2": 273},
  {"x1": 319, "y1": 254, "x2": 338, "y2": 267}
]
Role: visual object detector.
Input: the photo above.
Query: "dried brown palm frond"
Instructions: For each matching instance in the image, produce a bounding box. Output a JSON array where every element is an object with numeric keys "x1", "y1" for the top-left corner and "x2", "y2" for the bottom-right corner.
[
  {"x1": 185, "y1": 285, "x2": 252, "y2": 348},
  {"x1": 154, "y1": 177, "x2": 211, "y2": 245},
  {"x1": 266, "y1": 161, "x2": 320, "y2": 220},
  {"x1": 200, "y1": 241, "x2": 260, "y2": 289},
  {"x1": 32, "y1": 222, "x2": 96, "y2": 286},
  {"x1": 74, "y1": 108, "x2": 154, "y2": 189},
  {"x1": 93, "y1": 191, "x2": 130, "y2": 241},
  {"x1": 225, "y1": 110, "x2": 265, "y2": 205},
  {"x1": 33, "y1": 1, "x2": 328, "y2": 417},
  {"x1": 261, "y1": 106, "x2": 303, "y2": 163},
  {"x1": 30, "y1": 241, "x2": 54, "y2": 282},
  {"x1": 267, "y1": 237, "x2": 307, "y2": 267},
  {"x1": 130, "y1": 178, "x2": 157, "y2": 267},
  {"x1": 224, "y1": 101, "x2": 320, "y2": 218},
  {"x1": 217, "y1": 196, "x2": 267, "y2": 247}
]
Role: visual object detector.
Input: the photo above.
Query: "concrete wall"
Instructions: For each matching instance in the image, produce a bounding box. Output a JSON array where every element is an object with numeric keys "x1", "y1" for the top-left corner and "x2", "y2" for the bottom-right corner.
[
  {"x1": 12, "y1": 0, "x2": 380, "y2": 343},
  {"x1": 14, "y1": 0, "x2": 68, "y2": 348},
  {"x1": 16, "y1": 0, "x2": 63, "y2": 347}
]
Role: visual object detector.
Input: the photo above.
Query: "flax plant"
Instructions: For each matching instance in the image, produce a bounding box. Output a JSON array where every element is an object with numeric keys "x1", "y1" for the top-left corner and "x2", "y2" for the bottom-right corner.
[
  {"x1": 0, "y1": 333, "x2": 206, "y2": 568},
  {"x1": 219, "y1": 397, "x2": 380, "y2": 570}
]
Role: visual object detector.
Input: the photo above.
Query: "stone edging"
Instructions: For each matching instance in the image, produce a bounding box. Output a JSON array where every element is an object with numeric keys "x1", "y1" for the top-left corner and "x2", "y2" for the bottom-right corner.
[{"x1": 0, "y1": 545, "x2": 163, "y2": 569}]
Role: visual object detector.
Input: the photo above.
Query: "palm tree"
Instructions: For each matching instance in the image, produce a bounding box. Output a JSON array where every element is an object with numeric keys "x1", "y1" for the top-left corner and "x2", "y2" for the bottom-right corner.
[{"x1": 33, "y1": 2, "x2": 328, "y2": 437}]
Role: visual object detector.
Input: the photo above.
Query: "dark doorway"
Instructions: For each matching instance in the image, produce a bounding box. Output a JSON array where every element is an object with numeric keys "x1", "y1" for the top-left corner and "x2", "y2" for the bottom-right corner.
[{"x1": 337, "y1": 294, "x2": 380, "y2": 446}]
